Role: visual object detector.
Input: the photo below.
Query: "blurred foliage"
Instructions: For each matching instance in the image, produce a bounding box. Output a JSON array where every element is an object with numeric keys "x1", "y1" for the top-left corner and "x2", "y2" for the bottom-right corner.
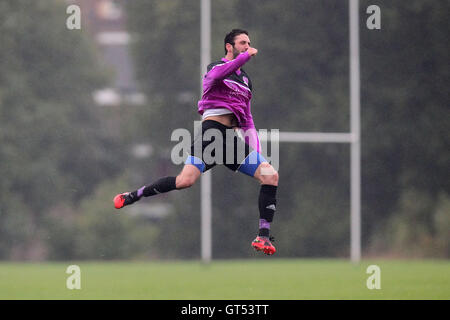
[
  {"x1": 72, "y1": 176, "x2": 159, "y2": 260},
  {"x1": 0, "y1": 0, "x2": 124, "y2": 259},
  {"x1": 0, "y1": 0, "x2": 448, "y2": 260},
  {"x1": 359, "y1": 0, "x2": 450, "y2": 257},
  {"x1": 382, "y1": 189, "x2": 450, "y2": 258}
]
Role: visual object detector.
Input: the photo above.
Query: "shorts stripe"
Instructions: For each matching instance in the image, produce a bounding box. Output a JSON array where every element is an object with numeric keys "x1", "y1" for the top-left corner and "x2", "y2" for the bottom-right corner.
[
  {"x1": 185, "y1": 155, "x2": 206, "y2": 173},
  {"x1": 237, "y1": 150, "x2": 267, "y2": 177}
]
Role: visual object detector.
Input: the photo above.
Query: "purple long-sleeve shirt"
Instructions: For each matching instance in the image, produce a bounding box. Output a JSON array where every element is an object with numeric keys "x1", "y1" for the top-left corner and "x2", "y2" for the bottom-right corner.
[{"x1": 198, "y1": 51, "x2": 261, "y2": 152}]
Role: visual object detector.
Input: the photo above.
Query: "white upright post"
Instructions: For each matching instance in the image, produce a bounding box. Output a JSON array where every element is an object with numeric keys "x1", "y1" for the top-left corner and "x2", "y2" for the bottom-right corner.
[
  {"x1": 200, "y1": 0, "x2": 212, "y2": 264},
  {"x1": 349, "y1": 0, "x2": 361, "y2": 263}
]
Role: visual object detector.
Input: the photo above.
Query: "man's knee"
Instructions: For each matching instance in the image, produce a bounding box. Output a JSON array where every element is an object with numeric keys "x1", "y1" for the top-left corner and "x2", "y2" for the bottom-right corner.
[
  {"x1": 176, "y1": 167, "x2": 201, "y2": 189},
  {"x1": 176, "y1": 175, "x2": 195, "y2": 189},
  {"x1": 257, "y1": 163, "x2": 279, "y2": 186}
]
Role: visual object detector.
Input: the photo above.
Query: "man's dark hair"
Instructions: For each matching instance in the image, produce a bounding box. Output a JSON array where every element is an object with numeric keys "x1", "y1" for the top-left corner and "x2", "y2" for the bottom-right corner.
[{"x1": 224, "y1": 29, "x2": 249, "y2": 55}]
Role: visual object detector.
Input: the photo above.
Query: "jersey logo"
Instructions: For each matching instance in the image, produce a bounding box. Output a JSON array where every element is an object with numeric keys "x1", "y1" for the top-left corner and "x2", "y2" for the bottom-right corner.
[{"x1": 266, "y1": 204, "x2": 276, "y2": 211}]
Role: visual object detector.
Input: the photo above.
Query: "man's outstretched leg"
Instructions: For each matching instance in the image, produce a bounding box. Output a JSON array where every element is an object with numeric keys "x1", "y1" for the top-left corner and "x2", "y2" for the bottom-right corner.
[
  {"x1": 251, "y1": 162, "x2": 279, "y2": 255},
  {"x1": 114, "y1": 164, "x2": 201, "y2": 209}
]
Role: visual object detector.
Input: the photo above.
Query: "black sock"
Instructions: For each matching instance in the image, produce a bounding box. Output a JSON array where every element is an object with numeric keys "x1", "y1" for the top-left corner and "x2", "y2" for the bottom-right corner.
[
  {"x1": 133, "y1": 176, "x2": 177, "y2": 199},
  {"x1": 258, "y1": 184, "x2": 277, "y2": 237}
]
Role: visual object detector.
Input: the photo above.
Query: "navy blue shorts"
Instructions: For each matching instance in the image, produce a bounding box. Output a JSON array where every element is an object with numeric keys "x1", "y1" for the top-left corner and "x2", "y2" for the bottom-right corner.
[{"x1": 185, "y1": 120, "x2": 267, "y2": 177}]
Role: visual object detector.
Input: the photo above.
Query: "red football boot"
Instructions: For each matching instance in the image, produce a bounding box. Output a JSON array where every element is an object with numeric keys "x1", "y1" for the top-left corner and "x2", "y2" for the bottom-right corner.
[
  {"x1": 113, "y1": 192, "x2": 138, "y2": 209},
  {"x1": 252, "y1": 236, "x2": 276, "y2": 255}
]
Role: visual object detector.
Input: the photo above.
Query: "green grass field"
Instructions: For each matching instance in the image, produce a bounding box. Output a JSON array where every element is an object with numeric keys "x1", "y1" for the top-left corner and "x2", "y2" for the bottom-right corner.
[{"x1": 0, "y1": 259, "x2": 448, "y2": 299}]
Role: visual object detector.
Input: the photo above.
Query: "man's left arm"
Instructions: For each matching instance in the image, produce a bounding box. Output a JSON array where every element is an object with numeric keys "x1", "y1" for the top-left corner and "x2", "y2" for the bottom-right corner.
[{"x1": 238, "y1": 112, "x2": 262, "y2": 154}]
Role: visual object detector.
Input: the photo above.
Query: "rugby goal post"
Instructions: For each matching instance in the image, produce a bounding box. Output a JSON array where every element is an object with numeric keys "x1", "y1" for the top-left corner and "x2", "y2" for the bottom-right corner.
[{"x1": 200, "y1": 0, "x2": 361, "y2": 263}]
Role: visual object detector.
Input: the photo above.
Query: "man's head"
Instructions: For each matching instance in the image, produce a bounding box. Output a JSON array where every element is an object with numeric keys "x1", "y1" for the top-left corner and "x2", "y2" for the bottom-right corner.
[{"x1": 224, "y1": 29, "x2": 250, "y2": 59}]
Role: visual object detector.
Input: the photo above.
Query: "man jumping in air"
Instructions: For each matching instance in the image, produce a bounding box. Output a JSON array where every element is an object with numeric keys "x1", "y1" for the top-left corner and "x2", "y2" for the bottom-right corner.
[{"x1": 114, "y1": 29, "x2": 279, "y2": 255}]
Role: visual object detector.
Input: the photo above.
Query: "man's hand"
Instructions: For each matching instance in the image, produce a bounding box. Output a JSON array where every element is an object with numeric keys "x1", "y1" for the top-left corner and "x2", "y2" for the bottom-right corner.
[{"x1": 247, "y1": 47, "x2": 258, "y2": 56}]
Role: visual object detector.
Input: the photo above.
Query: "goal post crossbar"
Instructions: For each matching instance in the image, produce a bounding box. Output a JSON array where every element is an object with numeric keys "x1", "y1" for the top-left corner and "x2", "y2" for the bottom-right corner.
[{"x1": 260, "y1": 132, "x2": 356, "y2": 144}]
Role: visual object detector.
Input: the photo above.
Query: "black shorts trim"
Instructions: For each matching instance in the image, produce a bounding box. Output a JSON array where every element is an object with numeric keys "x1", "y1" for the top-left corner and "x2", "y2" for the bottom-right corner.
[{"x1": 189, "y1": 120, "x2": 253, "y2": 172}]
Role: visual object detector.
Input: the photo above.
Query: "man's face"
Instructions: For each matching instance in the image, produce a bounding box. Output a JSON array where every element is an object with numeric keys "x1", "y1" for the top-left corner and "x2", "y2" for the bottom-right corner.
[{"x1": 229, "y1": 33, "x2": 251, "y2": 58}]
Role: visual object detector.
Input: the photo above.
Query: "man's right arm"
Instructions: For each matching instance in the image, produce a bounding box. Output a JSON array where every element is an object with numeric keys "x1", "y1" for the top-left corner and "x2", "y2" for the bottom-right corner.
[{"x1": 206, "y1": 50, "x2": 255, "y2": 81}]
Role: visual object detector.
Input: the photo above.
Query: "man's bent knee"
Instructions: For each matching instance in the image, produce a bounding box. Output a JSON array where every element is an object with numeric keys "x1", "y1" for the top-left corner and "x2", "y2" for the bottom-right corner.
[
  {"x1": 255, "y1": 163, "x2": 279, "y2": 186},
  {"x1": 176, "y1": 165, "x2": 201, "y2": 189},
  {"x1": 176, "y1": 175, "x2": 197, "y2": 189}
]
